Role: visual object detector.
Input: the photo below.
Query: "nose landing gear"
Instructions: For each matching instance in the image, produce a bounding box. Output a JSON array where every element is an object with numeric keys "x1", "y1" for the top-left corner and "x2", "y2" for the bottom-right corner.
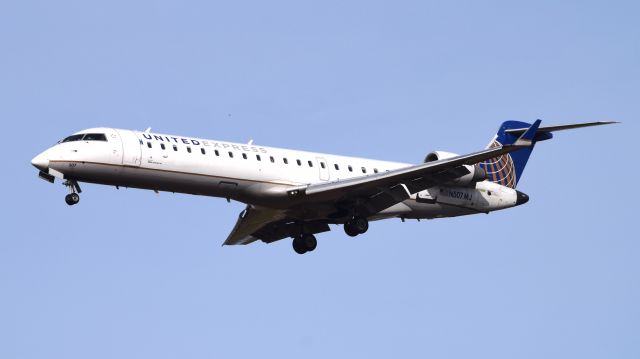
[
  {"x1": 65, "y1": 193, "x2": 80, "y2": 205},
  {"x1": 63, "y1": 180, "x2": 82, "y2": 206}
]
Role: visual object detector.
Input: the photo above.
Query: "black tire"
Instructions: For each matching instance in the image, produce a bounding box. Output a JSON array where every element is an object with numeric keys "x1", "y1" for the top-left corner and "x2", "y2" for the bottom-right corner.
[
  {"x1": 344, "y1": 222, "x2": 360, "y2": 237},
  {"x1": 353, "y1": 217, "x2": 368, "y2": 234},
  {"x1": 302, "y1": 234, "x2": 317, "y2": 252},
  {"x1": 292, "y1": 236, "x2": 307, "y2": 254},
  {"x1": 65, "y1": 193, "x2": 79, "y2": 206}
]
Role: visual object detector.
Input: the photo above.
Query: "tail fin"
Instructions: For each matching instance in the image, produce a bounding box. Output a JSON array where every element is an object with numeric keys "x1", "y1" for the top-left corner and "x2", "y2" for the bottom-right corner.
[
  {"x1": 478, "y1": 120, "x2": 617, "y2": 189},
  {"x1": 479, "y1": 121, "x2": 551, "y2": 189}
]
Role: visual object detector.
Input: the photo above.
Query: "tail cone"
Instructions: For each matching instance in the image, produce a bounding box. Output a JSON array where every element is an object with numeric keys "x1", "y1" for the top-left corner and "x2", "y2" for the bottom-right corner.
[{"x1": 515, "y1": 190, "x2": 529, "y2": 206}]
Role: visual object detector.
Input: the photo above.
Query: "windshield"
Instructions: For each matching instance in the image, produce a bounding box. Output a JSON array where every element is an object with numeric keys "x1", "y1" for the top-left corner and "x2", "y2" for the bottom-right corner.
[
  {"x1": 83, "y1": 133, "x2": 107, "y2": 141},
  {"x1": 60, "y1": 133, "x2": 107, "y2": 143},
  {"x1": 61, "y1": 134, "x2": 84, "y2": 143}
]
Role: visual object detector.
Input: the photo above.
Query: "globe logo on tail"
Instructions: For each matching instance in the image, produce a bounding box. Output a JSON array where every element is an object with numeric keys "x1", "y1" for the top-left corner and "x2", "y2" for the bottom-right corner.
[{"x1": 479, "y1": 139, "x2": 517, "y2": 189}]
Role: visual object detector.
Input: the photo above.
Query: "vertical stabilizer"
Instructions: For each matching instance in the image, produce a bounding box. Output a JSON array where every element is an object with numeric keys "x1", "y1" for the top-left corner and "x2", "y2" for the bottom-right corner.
[{"x1": 479, "y1": 120, "x2": 549, "y2": 188}]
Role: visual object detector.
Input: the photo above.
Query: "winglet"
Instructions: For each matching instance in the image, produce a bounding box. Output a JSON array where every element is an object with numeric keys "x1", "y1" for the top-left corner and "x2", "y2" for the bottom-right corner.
[{"x1": 512, "y1": 119, "x2": 541, "y2": 147}]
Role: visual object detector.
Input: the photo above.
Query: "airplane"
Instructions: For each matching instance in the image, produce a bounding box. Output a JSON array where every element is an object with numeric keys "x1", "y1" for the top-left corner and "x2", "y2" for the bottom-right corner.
[{"x1": 31, "y1": 120, "x2": 616, "y2": 254}]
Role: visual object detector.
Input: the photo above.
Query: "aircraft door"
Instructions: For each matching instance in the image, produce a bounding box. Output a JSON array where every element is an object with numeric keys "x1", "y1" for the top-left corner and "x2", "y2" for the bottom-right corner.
[
  {"x1": 105, "y1": 130, "x2": 123, "y2": 165},
  {"x1": 316, "y1": 157, "x2": 329, "y2": 181},
  {"x1": 115, "y1": 129, "x2": 141, "y2": 166}
]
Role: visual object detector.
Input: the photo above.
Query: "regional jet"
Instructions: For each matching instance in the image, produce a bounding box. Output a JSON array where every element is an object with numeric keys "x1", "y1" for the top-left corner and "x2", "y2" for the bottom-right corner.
[{"x1": 31, "y1": 120, "x2": 616, "y2": 254}]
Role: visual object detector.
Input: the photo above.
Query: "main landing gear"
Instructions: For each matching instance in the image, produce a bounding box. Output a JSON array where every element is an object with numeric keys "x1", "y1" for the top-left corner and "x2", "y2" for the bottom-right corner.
[
  {"x1": 292, "y1": 233, "x2": 317, "y2": 255},
  {"x1": 344, "y1": 216, "x2": 369, "y2": 237},
  {"x1": 63, "y1": 180, "x2": 81, "y2": 206}
]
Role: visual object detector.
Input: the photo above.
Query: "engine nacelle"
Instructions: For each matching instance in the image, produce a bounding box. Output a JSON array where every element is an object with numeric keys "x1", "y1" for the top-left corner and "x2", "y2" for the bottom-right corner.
[
  {"x1": 424, "y1": 151, "x2": 458, "y2": 162},
  {"x1": 424, "y1": 151, "x2": 487, "y2": 186}
]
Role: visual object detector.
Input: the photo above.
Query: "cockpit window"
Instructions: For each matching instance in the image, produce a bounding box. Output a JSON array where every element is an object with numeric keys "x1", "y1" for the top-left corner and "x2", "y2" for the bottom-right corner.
[
  {"x1": 62, "y1": 134, "x2": 84, "y2": 143},
  {"x1": 60, "y1": 133, "x2": 107, "y2": 143},
  {"x1": 83, "y1": 133, "x2": 107, "y2": 141}
]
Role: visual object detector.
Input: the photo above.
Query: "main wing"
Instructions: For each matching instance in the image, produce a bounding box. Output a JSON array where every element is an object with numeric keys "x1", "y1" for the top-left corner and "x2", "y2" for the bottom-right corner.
[
  {"x1": 287, "y1": 119, "x2": 542, "y2": 215},
  {"x1": 223, "y1": 120, "x2": 542, "y2": 245},
  {"x1": 223, "y1": 205, "x2": 329, "y2": 245}
]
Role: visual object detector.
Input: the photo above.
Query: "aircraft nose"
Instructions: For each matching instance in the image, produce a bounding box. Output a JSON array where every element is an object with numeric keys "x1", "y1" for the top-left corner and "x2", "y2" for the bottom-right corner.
[
  {"x1": 31, "y1": 151, "x2": 49, "y2": 171},
  {"x1": 515, "y1": 190, "x2": 529, "y2": 206}
]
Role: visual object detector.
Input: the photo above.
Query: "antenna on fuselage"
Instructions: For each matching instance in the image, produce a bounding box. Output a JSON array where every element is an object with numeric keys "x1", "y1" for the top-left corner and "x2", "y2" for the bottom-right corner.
[
  {"x1": 144, "y1": 127, "x2": 151, "y2": 133},
  {"x1": 247, "y1": 139, "x2": 254, "y2": 145}
]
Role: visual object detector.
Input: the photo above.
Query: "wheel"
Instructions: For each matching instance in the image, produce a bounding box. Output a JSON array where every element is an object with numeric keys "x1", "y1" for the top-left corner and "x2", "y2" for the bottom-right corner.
[
  {"x1": 344, "y1": 222, "x2": 360, "y2": 237},
  {"x1": 65, "y1": 193, "x2": 80, "y2": 206},
  {"x1": 344, "y1": 217, "x2": 368, "y2": 236},
  {"x1": 353, "y1": 216, "x2": 369, "y2": 234},
  {"x1": 301, "y1": 234, "x2": 317, "y2": 252},
  {"x1": 292, "y1": 236, "x2": 307, "y2": 254}
]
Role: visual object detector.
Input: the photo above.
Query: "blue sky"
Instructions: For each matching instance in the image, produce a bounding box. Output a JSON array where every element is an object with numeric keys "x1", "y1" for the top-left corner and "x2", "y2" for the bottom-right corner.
[{"x1": 1, "y1": 1, "x2": 638, "y2": 358}]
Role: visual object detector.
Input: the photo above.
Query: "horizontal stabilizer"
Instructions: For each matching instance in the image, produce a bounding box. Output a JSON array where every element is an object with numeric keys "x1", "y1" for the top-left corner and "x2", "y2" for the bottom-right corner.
[
  {"x1": 505, "y1": 121, "x2": 618, "y2": 136},
  {"x1": 512, "y1": 119, "x2": 541, "y2": 147}
]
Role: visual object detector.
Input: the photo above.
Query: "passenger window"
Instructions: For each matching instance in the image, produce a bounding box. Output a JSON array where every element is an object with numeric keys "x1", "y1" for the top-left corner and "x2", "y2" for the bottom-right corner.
[
  {"x1": 256, "y1": 155, "x2": 261, "y2": 161},
  {"x1": 147, "y1": 142, "x2": 152, "y2": 148},
  {"x1": 348, "y1": 165, "x2": 353, "y2": 172},
  {"x1": 187, "y1": 146, "x2": 192, "y2": 153},
  {"x1": 161, "y1": 143, "x2": 166, "y2": 150},
  {"x1": 362, "y1": 167, "x2": 366, "y2": 174},
  {"x1": 334, "y1": 164, "x2": 339, "y2": 170},
  {"x1": 270, "y1": 156, "x2": 275, "y2": 163},
  {"x1": 308, "y1": 160, "x2": 313, "y2": 167},
  {"x1": 373, "y1": 168, "x2": 378, "y2": 173},
  {"x1": 296, "y1": 159, "x2": 301, "y2": 166},
  {"x1": 173, "y1": 145, "x2": 178, "y2": 151},
  {"x1": 242, "y1": 153, "x2": 247, "y2": 159},
  {"x1": 229, "y1": 152, "x2": 234, "y2": 158},
  {"x1": 284, "y1": 158, "x2": 288, "y2": 164},
  {"x1": 201, "y1": 148, "x2": 206, "y2": 155},
  {"x1": 214, "y1": 150, "x2": 219, "y2": 156}
]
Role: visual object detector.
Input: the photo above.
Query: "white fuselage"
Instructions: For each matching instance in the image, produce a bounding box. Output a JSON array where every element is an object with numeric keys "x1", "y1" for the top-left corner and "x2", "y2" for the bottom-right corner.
[{"x1": 32, "y1": 127, "x2": 519, "y2": 222}]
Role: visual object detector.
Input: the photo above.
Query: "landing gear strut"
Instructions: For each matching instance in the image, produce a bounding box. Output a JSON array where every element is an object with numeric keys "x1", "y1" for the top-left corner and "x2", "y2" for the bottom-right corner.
[
  {"x1": 292, "y1": 233, "x2": 317, "y2": 254},
  {"x1": 63, "y1": 180, "x2": 81, "y2": 206},
  {"x1": 344, "y1": 216, "x2": 368, "y2": 237}
]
